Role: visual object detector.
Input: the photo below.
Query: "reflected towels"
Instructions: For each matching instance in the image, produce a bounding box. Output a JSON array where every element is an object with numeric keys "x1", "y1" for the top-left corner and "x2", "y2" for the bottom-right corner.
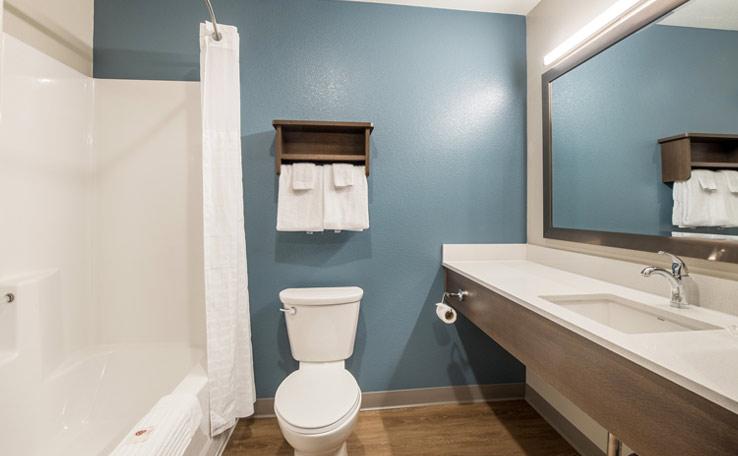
[{"x1": 673, "y1": 170, "x2": 738, "y2": 227}]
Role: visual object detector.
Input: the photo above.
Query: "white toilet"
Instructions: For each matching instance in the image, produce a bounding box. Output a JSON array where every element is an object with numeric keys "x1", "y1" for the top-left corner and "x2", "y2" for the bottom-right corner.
[{"x1": 275, "y1": 286, "x2": 363, "y2": 456}]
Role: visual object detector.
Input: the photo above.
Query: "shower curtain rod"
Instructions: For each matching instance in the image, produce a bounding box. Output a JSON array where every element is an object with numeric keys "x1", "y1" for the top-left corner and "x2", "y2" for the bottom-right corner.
[{"x1": 202, "y1": 0, "x2": 222, "y2": 41}]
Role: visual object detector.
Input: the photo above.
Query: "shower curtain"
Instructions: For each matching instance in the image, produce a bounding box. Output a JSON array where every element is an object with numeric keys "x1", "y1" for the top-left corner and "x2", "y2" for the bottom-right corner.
[{"x1": 200, "y1": 21, "x2": 255, "y2": 436}]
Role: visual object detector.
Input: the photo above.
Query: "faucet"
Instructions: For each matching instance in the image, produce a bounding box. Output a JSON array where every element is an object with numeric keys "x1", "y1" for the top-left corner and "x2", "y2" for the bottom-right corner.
[{"x1": 641, "y1": 251, "x2": 689, "y2": 309}]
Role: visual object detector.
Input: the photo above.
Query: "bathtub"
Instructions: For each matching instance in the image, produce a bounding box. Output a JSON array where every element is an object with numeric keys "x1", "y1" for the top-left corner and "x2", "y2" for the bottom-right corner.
[
  {"x1": 43, "y1": 344, "x2": 206, "y2": 455},
  {"x1": 0, "y1": 271, "x2": 215, "y2": 456}
]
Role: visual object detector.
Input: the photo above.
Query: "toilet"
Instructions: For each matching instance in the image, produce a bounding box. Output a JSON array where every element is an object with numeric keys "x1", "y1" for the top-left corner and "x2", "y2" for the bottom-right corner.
[{"x1": 275, "y1": 286, "x2": 363, "y2": 456}]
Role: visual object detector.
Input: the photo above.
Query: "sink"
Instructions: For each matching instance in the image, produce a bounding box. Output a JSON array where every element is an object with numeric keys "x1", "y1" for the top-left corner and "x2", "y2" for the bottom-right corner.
[{"x1": 540, "y1": 294, "x2": 721, "y2": 334}]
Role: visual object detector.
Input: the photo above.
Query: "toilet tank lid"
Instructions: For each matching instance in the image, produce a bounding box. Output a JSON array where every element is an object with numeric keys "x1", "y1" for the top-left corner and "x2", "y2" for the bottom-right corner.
[{"x1": 279, "y1": 287, "x2": 363, "y2": 306}]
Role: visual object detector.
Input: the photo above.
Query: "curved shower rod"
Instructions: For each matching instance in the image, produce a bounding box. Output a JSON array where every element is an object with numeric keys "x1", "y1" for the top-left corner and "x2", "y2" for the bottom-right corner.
[{"x1": 202, "y1": 0, "x2": 222, "y2": 41}]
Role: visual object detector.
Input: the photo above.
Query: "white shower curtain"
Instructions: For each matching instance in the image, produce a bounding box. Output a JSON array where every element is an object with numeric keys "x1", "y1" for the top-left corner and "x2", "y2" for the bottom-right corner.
[{"x1": 200, "y1": 21, "x2": 255, "y2": 436}]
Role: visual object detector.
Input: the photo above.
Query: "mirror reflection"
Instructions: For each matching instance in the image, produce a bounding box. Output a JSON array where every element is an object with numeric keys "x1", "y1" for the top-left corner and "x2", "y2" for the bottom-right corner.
[{"x1": 551, "y1": 0, "x2": 738, "y2": 241}]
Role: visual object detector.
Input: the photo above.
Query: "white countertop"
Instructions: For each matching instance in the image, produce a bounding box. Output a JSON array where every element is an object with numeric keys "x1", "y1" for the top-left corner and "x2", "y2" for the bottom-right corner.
[{"x1": 442, "y1": 245, "x2": 738, "y2": 415}]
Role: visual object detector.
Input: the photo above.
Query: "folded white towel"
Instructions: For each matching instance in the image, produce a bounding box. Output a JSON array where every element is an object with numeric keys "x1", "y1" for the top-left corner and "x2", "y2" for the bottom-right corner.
[
  {"x1": 674, "y1": 170, "x2": 730, "y2": 227},
  {"x1": 277, "y1": 164, "x2": 324, "y2": 232},
  {"x1": 332, "y1": 163, "x2": 355, "y2": 188},
  {"x1": 695, "y1": 170, "x2": 717, "y2": 191},
  {"x1": 323, "y1": 165, "x2": 369, "y2": 231},
  {"x1": 292, "y1": 163, "x2": 316, "y2": 190},
  {"x1": 110, "y1": 393, "x2": 203, "y2": 456},
  {"x1": 717, "y1": 171, "x2": 738, "y2": 227},
  {"x1": 720, "y1": 170, "x2": 738, "y2": 194}
]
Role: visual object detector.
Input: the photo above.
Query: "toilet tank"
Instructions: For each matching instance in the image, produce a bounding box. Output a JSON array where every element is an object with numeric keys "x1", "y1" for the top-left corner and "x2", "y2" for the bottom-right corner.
[{"x1": 279, "y1": 287, "x2": 363, "y2": 362}]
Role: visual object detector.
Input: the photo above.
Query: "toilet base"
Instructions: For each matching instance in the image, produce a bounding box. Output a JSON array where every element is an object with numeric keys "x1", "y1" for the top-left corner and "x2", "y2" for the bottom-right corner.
[{"x1": 294, "y1": 442, "x2": 348, "y2": 456}]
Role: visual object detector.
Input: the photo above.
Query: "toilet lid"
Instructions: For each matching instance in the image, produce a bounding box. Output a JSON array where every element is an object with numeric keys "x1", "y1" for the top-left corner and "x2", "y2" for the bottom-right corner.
[{"x1": 274, "y1": 368, "x2": 360, "y2": 430}]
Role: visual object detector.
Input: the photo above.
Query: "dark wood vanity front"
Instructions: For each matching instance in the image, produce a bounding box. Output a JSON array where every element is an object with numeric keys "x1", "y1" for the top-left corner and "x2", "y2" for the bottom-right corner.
[{"x1": 445, "y1": 269, "x2": 738, "y2": 456}]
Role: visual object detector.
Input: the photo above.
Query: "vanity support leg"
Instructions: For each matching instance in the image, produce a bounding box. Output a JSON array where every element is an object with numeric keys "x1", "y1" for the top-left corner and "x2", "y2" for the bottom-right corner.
[{"x1": 607, "y1": 432, "x2": 622, "y2": 456}]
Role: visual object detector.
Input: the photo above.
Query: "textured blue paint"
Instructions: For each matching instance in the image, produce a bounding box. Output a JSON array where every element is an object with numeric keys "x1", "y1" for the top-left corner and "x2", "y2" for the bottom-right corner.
[
  {"x1": 94, "y1": 0, "x2": 527, "y2": 397},
  {"x1": 552, "y1": 25, "x2": 738, "y2": 236}
]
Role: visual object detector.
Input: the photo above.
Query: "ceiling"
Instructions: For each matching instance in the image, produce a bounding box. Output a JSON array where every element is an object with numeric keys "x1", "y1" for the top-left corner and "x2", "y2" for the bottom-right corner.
[
  {"x1": 337, "y1": 0, "x2": 542, "y2": 15},
  {"x1": 659, "y1": 0, "x2": 738, "y2": 31}
]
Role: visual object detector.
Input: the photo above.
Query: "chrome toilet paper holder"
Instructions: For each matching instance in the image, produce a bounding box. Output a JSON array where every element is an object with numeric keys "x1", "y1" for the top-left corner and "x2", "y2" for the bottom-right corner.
[{"x1": 444, "y1": 289, "x2": 468, "y2": 303}]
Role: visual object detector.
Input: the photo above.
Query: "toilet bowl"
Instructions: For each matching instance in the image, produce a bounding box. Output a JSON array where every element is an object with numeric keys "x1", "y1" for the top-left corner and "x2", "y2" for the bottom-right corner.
[
  {"x1": 275, "y1": 287, "x2": 363, "y2": 456},
  {"x1": 275, "y1": 363, "x2": 361, "y2": 456}
]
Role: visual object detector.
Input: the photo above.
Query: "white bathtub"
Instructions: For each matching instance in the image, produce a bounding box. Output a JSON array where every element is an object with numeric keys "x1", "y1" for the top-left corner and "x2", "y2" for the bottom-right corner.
[
  {"x1": 43, "y1": 344, "x2": 206, "y2": 456},
  {"x1": 0, "y1": 272, "x2": 213, "y2": 456}
]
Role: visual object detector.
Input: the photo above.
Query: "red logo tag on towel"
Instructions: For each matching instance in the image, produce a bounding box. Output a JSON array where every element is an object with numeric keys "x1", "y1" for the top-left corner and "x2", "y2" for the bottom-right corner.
[{"x1": 127, "y1": 426, "x2": 154, "y2": 444}]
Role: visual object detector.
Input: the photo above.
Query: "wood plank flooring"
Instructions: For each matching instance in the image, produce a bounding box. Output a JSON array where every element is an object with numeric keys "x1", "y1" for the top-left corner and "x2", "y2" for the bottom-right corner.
[{"x1": 224, "y1": 400, "x2": 578, "y2": 455}]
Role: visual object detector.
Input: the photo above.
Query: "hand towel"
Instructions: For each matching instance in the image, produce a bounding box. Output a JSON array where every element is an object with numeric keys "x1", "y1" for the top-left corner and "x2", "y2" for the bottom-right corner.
[
  {"x1": 332, "y1": 163, "x2": 355, "y2": 188},
  {"x1": 292, "y1": 163, "x2": 316, "y2": 190},
  {"x1": 720, "y1": 170, "x2": 738, "y2": 194},
  {"x1": 696, "y1": 170, "x2": 717, "y2": 191},
  {"x1": 277, "y1": 164, "x2": 324, "y2": 232},
  {"x1": 323, "y1": 165, "x2": 369, "y2": 231}
]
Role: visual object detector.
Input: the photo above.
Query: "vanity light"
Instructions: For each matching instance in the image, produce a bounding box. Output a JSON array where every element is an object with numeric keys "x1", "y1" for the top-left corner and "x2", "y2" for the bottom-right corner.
[{"x1": 543, "y1": 0, "x2": 649, "y2": 66}]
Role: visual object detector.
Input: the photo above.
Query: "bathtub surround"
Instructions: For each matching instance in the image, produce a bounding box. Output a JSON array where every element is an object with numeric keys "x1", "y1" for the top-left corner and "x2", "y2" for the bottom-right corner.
[
  {"x1": 1, "y1": 1, "x2": 213, "y2": 453},
  {"x1": 0, "y1": 33, "x2": 95, "y2": 362},
  {"x1": 94, "y1": 0, "x2": 528, "y2": 397},
  {"x1": 3, "y1": 0, "x2": 94, "y2": 75},
  {"x1": 200, "y1": 22, "x2": 256, "y2": 434}
]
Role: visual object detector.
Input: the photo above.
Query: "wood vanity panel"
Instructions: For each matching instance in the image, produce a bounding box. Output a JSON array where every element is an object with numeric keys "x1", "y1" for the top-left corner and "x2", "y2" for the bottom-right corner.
[{"x1": 445, "y1": 269, "x2": 738, "y2": 456}]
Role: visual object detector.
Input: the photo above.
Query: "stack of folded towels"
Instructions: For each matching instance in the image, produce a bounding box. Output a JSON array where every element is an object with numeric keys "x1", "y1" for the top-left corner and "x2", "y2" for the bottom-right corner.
[
  {"x1": 277, "y1": 163, "x2": 369, "y2": 232},
  {"x1": 673, "y1": 169, "x2": 738, "y2": 227}
]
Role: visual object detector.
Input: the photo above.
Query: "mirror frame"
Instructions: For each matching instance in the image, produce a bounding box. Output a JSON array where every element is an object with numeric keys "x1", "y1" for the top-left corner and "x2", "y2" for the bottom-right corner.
[{"x1": 541, "y1": 0, "x2": 738, "y2": 264}]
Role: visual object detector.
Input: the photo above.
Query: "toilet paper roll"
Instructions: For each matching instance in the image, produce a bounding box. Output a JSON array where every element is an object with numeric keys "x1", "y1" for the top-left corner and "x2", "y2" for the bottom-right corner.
[{"x1": 435, "y1": 303, "x2": 457, "y2": 324}]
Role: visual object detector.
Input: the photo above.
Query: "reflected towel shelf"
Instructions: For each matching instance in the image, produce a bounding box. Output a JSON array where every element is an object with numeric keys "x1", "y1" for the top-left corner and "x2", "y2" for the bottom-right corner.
[
  {"x1": 659, "y1": 133, "x2": 738, "y2": 182},
  {"x1": 273, "y1": 120, "x2": 374, "y2": 176}
]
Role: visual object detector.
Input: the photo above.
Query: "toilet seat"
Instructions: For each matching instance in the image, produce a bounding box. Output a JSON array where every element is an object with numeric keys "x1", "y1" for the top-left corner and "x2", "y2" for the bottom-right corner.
[{"x1": 275, "y1": 367, "x2": 361, "y2": 435}]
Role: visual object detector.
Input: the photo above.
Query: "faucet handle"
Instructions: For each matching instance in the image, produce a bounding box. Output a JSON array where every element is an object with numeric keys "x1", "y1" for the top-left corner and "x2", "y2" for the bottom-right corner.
[{"x1": 658, "y1": 251, "x2": 688, "y2": 279}]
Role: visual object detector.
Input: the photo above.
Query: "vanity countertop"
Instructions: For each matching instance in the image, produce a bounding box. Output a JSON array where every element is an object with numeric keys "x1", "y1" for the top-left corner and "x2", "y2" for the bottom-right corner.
[{"x1": 442, "y1": 245, "x2": 738, "y2": 415}]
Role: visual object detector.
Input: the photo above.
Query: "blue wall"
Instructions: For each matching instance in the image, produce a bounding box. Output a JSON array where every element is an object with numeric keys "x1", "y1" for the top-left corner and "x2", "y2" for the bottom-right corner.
[
  {"x1": 552, "y1": 25, "x2": 738, "y2": 236},
  {"x1": 94, "y1": 0, "x2": 527, "y2": 397}
]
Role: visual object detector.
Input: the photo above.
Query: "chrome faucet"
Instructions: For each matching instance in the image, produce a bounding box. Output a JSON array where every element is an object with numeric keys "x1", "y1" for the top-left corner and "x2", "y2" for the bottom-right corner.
[{"x1": 641, "y1": 251, "x2": 689, "y2": 308}]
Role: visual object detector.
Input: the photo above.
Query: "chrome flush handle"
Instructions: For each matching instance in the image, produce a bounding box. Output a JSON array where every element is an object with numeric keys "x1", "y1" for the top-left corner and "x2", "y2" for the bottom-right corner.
[{"x1": 279, "y1": 306, "x2": 296, "y2": 315}]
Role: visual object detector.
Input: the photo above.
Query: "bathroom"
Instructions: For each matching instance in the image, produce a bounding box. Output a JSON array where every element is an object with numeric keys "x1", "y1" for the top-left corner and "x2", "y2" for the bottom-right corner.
[{"x1": 0, "y1": 0, "x2": 736, "y2": 454}]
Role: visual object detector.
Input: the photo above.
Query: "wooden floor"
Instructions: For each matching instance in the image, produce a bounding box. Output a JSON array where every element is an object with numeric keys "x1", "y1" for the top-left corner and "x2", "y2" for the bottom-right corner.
[{"x1": 224, "y1": 400, "x2": 578, "y2": 455}]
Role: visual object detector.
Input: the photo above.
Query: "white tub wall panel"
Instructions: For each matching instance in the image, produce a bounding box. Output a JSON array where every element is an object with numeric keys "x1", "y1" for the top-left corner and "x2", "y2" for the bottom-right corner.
[
  {"x1": 93, "y1": 79, "x2": 205, "y2": 347},
  {"x1": 3, "y1": 0, "x2": 94, "y2": 75},
  {"x1": 0, "y1": 35, "x2": 95, "y2": 360}
]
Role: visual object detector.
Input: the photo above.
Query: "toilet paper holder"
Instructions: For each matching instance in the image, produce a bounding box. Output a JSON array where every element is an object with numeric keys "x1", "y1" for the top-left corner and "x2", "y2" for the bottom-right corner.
[{"x1": 444, "y1": 289, "x2": 469, "y2": 303}]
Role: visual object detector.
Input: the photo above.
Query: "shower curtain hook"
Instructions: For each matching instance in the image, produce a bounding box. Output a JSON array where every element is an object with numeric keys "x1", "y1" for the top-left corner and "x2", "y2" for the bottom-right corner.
[{"x1": 202, "y1": 0, "x2": 223, "y2": 41}]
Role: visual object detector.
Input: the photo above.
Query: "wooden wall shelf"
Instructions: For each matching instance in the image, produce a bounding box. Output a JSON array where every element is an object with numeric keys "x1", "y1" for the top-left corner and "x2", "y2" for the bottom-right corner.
[
  {"x1": 273, "y1": 120, "x2": 374, "y2": 176},
  {"x1": 659, "y1": 133, "x2": 738, "y2": 182}
]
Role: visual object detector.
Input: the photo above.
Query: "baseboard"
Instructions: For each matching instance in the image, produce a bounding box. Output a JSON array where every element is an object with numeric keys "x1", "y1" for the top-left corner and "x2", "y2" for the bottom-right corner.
[
  {"x1": 525, "y1": 385, "x2": 605, "y2": 456},
  {"x1": 253, "y1": 382, "x2": 524, "y2": 418}
]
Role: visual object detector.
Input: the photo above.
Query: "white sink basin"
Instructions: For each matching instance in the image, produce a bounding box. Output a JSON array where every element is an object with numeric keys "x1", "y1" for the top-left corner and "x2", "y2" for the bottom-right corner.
[{"x1": 541, "y1": 294, "x2": 721, "y2": 334}]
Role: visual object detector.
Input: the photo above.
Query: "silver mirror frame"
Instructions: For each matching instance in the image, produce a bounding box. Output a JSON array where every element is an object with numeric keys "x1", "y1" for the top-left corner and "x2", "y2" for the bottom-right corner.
[{"x1": 541, "y1": 0, "x2": 738, "y2": 264}]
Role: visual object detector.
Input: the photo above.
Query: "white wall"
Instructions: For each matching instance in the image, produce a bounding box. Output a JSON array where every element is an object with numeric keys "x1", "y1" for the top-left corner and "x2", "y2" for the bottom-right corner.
[
  {"x1": 93, "y1": 79, "x2": 205, "y2": 347},
  {"x1": 0, "y1": 34, "x2": 94, "y2": 359},
  {"x1": 3, "y1": 0, "x2": 94, "y2": 75}
]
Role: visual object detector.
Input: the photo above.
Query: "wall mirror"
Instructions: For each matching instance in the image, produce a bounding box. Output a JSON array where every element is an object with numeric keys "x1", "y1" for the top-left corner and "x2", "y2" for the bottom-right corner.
[{"x1": 544, "y1": 0, "x2": 738, "y2": 263}]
